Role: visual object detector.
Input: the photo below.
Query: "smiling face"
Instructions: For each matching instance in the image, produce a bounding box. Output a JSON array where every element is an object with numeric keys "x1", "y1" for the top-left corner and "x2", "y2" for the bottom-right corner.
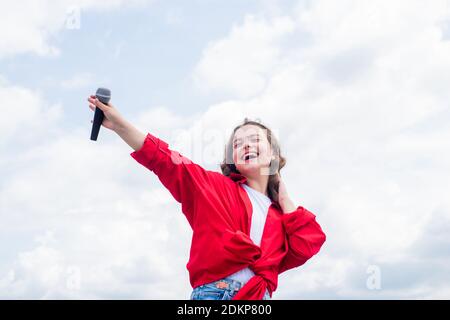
[
  {"x1": 220, "y1": 119, "x2": 287, "y2": 202},
  {"x1": 232, "y1": 125, "x2": 274, "y2": 177}
]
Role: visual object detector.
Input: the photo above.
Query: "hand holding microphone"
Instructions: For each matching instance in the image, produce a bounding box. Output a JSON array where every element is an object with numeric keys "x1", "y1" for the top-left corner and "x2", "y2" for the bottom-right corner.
[{"x1": 88, "y1": 88, "x2": 126, "y2": 140}]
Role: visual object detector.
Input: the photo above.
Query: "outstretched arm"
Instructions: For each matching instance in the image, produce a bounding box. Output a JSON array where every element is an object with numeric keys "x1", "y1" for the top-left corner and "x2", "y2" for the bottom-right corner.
[
  {"x1": 88, "y1": 96, "x2": 219, "y2": 226},
  {"x1": 115, "y1": 119, "x2": 147, "y2": 151}
]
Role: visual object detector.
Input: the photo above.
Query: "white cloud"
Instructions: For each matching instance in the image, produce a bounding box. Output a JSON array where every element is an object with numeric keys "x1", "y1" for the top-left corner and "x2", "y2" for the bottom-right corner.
[
  {"x1": 131, "y1": 106, "x2": 198, "y2": 143},
  {"x1": 0, "y1": 81, "x2": 63, "y2": 151},
  {"x1": 1, "y1": 0, "x2": 450, "y2": 299},
  {"x1": 193, "y1": 14, "x2": 296, "y2": 98},
  {"x1": 0, "y1": 125, "x2": 193, "y2": 298},
  {"x1": 0, "y1": 76, "x2": 198, "y2": 298},
  {"x1": 189, "y1": 0, "x2": 450, "y2": 299},
  {"x1": 0, "y1": 0, "x2": 152, "y2": 58}
]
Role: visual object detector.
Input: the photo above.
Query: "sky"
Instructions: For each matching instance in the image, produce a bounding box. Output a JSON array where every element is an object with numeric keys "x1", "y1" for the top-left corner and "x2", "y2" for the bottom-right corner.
[{"x1": 0, "y1": 0, "x2": 450, "y2": 299}]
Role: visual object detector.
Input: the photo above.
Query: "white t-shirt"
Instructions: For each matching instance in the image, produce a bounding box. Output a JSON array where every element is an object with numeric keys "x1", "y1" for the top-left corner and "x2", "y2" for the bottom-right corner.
[{"x1": 227, "y1": 183, "x2": 272, "y2": 288}]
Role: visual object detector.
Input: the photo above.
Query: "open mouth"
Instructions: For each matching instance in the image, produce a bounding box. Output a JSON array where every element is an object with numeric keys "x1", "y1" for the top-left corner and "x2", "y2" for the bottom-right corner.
[{"x1": 243, "y1": 151, "x2": 259, "y2": 161}]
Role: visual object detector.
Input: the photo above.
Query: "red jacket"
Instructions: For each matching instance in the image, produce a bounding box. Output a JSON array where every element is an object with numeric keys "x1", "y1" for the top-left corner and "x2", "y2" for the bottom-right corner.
[{"x1": 131, "y1": 133, "x2": 326, "y2": 300}]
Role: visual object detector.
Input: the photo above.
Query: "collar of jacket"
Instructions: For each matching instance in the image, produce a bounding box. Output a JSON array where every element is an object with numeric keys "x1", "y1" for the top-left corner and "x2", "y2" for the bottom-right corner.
[
  {"x1": 228, "y1": 172, "x2": 282, "y2": 211},
  {"x1": 229, "y1": 172, "x2": 247, "y2": 184}
]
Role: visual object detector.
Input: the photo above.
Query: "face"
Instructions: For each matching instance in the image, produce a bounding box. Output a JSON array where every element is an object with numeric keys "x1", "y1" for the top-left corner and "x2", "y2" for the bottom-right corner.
[{"x1": 232, "y1": 125, "x2": 274, "y2": 177}]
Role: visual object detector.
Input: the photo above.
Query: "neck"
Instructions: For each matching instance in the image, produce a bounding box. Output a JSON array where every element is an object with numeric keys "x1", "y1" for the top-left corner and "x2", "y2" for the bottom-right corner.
[{"x1": 245, "y1": 174, "x2": 269, "y2": 197}]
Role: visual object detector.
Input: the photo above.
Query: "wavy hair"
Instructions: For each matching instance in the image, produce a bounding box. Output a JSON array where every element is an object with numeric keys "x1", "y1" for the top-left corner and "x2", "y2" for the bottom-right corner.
[{"x1": 220, "y1": 118, "x2": 286, "y2": 203}]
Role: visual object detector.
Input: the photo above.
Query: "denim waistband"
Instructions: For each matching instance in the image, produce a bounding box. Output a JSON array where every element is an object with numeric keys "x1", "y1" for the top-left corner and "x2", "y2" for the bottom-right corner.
[
  {"x1": 204, "y1": 277, "x2": 242, "y2": 291},
  {"x1": 192, "y1": 277, "x2": 271, "y2": 300}
]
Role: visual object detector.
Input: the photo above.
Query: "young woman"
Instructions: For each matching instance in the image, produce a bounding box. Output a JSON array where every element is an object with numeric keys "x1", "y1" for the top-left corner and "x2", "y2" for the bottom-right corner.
[{"x1": 88, "y1": 95, "x2": 326, "y2": 300}]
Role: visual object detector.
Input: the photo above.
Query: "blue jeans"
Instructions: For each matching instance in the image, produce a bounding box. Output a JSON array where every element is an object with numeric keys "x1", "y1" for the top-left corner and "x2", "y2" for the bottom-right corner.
[{"x1": 190, "y1": 277, "x2": 271, "y2": 300}]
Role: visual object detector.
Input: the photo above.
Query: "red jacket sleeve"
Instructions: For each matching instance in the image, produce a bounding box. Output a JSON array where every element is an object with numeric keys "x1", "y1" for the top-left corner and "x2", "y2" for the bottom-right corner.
[
  {"x1": 130, "y1": 133, "x2": 217, "y2": 226},
  {"x1": 278, "y1": 206, "x2": 326, "y2": 274}
]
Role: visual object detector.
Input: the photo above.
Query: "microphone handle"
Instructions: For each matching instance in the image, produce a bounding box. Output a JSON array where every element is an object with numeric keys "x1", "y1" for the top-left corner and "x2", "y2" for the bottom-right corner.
[{"x1": 90, "y1": 107, "x2": 105, "y2": 141}]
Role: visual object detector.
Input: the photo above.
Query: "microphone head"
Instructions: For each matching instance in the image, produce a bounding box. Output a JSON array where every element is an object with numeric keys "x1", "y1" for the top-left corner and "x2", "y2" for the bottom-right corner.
[{"x1": 95, "y1": 87, "x2": 111, "y2": 104}]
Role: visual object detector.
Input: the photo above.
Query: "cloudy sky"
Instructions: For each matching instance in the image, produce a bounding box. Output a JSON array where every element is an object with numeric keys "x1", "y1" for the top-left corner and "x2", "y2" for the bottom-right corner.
[{"x1": 1, "y1": 0, "x2": 450, "y2": 299}]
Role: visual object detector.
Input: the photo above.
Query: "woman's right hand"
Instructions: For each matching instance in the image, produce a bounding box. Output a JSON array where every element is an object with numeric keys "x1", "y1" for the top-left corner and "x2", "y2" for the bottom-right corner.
[{"x1": 87, "y1": 95, "x2": 127, "y2": 132}]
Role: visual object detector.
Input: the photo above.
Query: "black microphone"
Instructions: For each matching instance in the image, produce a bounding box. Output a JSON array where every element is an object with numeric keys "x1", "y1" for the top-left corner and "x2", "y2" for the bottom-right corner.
[{"x1": 90, "y1": 87, "x2": 111, "y2": 141}]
